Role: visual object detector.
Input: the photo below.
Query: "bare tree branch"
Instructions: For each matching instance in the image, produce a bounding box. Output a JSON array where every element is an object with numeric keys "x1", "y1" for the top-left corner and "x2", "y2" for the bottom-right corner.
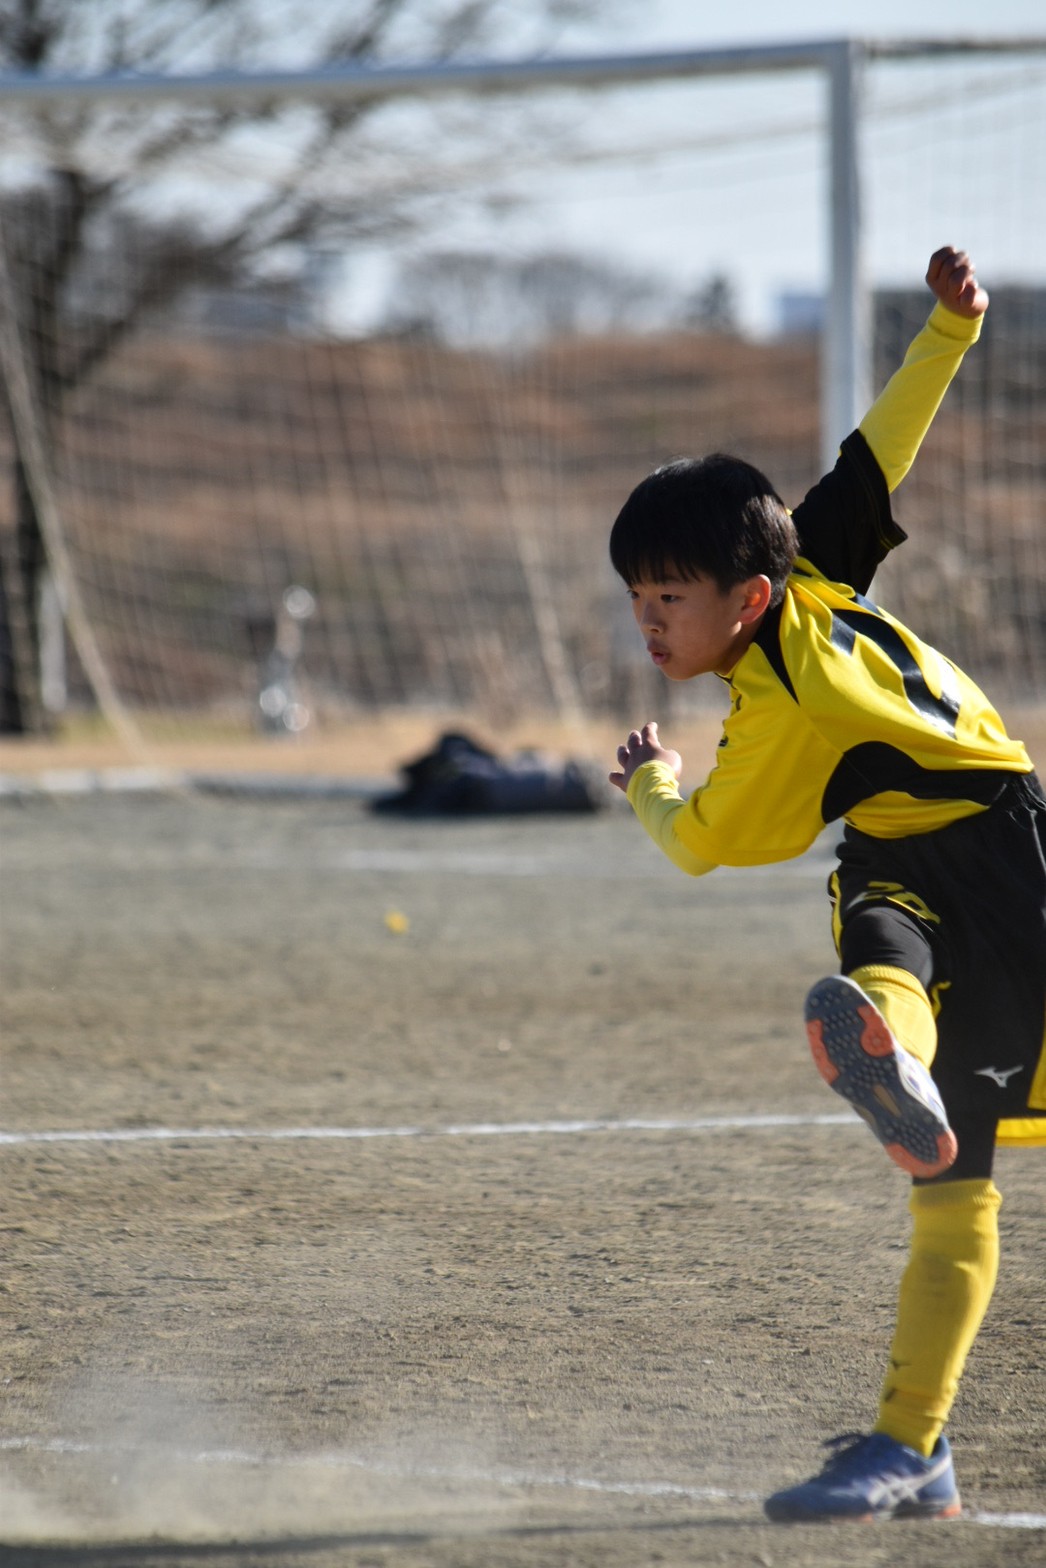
[{"x1": 0, "y1": 0, "x2": 612, "y2": 729}]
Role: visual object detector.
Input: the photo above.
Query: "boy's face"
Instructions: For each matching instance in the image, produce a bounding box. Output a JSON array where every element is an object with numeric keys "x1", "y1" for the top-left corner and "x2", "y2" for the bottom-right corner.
[{"x1": 628, "y1": 572, "x2": 769, "y2": 680}]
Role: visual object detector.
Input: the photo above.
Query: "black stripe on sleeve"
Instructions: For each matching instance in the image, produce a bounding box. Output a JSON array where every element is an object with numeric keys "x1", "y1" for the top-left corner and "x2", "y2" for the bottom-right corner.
[{"x1": 791, "y1": 430, "x2": 907, "y2": 594}]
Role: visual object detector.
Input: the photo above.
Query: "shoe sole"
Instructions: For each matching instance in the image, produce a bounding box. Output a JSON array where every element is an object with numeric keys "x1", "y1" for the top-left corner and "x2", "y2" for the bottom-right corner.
[
  {"x1": 765, "y1": 1495, "x2": 962, "y2": 1523},
  {"x1": 894, "y1": 1497, "x2": 963, "y2": 1520},
  {"x1": 805, "y1": 976, "x2": 958, "y2": 1179}
]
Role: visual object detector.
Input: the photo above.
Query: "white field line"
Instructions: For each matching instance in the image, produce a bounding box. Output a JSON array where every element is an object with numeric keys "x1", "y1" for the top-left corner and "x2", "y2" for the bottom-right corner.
[
  {"x1": 0, "y1": 1112, "x2": 858, "y2": 1148},
  {"x1": 0, "y1": 1435, "x2": 1041, "y2": 1530}
]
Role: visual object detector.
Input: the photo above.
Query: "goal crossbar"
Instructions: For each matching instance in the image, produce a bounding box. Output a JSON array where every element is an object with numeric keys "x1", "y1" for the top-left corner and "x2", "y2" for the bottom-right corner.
[{"x1": 0, "y1": 37, "x2": 1042, "y2": 111}]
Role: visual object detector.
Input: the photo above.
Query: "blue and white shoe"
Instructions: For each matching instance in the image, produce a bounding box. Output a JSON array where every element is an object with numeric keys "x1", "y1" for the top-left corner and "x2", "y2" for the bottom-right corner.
[
  {"x1": 764, "y1": 1431, "x2": 962, "y2": 1522},
  {"x1": 805, "y1": 974, "x2": 957, "y2": 1179}
]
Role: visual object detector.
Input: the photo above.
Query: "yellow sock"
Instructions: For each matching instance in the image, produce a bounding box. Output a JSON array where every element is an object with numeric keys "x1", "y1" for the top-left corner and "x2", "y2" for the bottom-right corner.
[
  {"x1": 875, "y1": 1179, "x2": 1001, "y2": 1455},
  {"x1": 848, "y1": 963, "x2": 937, "y2": 1071}
]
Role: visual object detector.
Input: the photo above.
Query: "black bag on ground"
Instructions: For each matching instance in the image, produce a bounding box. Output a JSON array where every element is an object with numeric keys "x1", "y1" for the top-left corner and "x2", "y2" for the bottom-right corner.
[{"x1": 371, "y1": 732, "x2": 603, "y2": 816}]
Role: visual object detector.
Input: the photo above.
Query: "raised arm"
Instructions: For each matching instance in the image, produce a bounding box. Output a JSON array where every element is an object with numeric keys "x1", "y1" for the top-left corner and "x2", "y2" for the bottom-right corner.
[{"x1": 859, "y1": 247, "x2": 988, "y2": 492}]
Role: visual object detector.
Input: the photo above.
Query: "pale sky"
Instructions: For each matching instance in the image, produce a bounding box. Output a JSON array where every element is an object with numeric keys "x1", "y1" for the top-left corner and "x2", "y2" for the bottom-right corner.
[
  {"x1": 567, "y1": 1, "x2": 1045, "y2": 49},
  {"x1": 500, "y1": 3, "x2": 1046, "y2": 332}
]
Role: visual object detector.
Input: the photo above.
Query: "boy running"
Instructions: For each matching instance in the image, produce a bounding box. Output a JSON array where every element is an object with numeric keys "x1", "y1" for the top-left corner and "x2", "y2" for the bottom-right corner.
[{"x1": 609, "y1": 246, "x2": 1045, "y2": 1522}]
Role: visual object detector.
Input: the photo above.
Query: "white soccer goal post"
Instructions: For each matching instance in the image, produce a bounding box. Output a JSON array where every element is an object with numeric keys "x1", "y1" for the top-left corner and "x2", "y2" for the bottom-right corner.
[{"x1": 0, "y1": 36, "x2": 1043, "y2": 759}]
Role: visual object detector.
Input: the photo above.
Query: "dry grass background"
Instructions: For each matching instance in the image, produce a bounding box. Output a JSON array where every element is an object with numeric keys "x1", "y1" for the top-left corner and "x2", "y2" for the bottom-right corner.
[{"x1": 4, "y1": 315, "x2": 1042, "y2": 733}]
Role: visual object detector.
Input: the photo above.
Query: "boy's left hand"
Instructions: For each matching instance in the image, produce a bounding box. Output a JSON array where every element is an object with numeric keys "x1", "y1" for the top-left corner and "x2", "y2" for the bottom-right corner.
[
  {"x1": 609, "y1": 721, "x2": 682, "y2": 793},
  {"x1": 926, "y1": 246, "x2": 989, "y2": 318}
]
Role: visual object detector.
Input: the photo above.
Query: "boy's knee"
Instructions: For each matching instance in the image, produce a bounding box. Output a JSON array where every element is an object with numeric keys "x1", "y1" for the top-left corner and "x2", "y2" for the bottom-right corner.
[{"x1": 839, "y1": 902, "x2": 934, "y2": 990}]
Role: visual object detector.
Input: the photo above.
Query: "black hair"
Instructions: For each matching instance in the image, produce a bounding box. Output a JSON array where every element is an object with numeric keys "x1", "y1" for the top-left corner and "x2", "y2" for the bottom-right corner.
[{"x1": 609, "y1": 453, "x2": 799, "y2": 607}]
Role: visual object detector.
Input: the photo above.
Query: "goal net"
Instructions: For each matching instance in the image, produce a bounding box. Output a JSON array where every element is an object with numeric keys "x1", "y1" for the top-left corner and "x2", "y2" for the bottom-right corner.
[{"x1": 0, "y1": 43, "x2": 1043, "y2": 767}]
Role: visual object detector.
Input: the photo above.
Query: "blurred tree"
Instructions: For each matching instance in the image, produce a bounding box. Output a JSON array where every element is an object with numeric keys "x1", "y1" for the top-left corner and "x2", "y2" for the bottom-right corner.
[
  {"x1": 385, "y1": 248, "x2": 667, "y2": 346},
  {"x1": 683, "y1": 272, "x2": 738, "y2": 334},
  {"x1": 0, "y1": 0, "x2": 604, "y2": 732}
]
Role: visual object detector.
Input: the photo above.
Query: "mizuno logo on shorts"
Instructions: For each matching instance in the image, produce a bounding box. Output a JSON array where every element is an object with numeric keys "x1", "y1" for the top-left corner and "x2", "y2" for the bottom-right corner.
[{"x1": 974, "y1": 1065, "x2": 1024, "y2": 1088}]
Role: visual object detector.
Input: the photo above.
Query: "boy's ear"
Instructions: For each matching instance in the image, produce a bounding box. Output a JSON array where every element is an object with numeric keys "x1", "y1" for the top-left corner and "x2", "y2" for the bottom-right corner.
[{"x1": 738, "y1": 574, "x2": 773, "y2": 624}]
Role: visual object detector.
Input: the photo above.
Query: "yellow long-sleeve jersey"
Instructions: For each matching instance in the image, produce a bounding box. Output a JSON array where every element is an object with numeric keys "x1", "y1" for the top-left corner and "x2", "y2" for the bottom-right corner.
[{"x1": 627, "y1": 303, "x2": 1033, "y2": 877}]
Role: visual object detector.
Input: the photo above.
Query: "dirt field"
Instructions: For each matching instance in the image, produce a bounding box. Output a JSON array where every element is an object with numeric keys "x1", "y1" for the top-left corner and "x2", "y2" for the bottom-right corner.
[{"x1": 1, "y1": 770, "x2": 1044, "y2": 1567}]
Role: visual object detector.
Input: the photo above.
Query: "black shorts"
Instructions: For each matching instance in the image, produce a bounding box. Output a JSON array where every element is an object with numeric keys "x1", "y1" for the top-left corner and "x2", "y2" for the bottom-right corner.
[{"x1": 828, "y1": 771, "x2": 1046, "y2": 1180}]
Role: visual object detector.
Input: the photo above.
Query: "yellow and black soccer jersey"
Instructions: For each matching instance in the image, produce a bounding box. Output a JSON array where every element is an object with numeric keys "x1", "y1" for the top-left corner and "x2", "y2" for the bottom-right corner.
[{"x1": 627, "y1": 304, "x2": 1033, "y2": 874}]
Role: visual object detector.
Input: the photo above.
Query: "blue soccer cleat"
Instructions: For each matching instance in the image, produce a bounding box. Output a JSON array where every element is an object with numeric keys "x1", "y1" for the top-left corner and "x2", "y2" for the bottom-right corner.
[
  {"x1": 764, "y1": 1431, "x2": 962, "y2": 1522},
  {"x1": 804, "y1": 974, "x2": 957, "y2": 1179}
]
